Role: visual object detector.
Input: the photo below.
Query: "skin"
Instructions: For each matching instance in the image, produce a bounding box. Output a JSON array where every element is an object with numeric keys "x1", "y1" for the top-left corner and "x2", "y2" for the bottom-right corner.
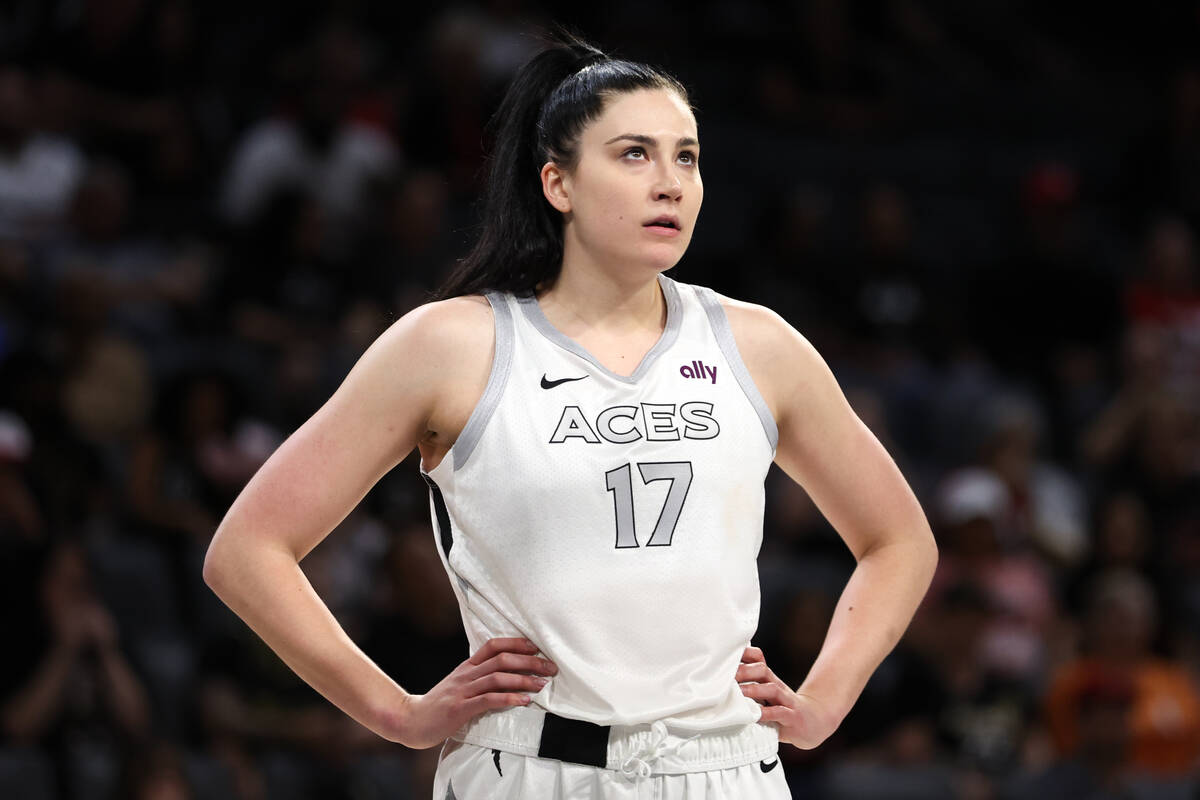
[{"x1": 203, "y1": 86, "x2": 937, "y2": 751}]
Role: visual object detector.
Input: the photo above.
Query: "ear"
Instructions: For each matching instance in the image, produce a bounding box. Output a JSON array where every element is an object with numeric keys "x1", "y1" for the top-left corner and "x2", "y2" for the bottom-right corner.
[{"x1": 540, "y1": 161, "x2": 572, "y2": 213}]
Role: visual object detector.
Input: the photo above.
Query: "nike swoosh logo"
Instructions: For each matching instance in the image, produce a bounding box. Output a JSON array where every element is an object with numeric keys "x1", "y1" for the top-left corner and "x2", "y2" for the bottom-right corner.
[
  {"x1": 540, "y1": 374, "x2": 588, "y2": 389},
  {"x1": 492, "y1": 748, "x2": 502, "y2": 776},
  {"x1": 760, "y1": 758, "x2": 778, "y2": 773}
]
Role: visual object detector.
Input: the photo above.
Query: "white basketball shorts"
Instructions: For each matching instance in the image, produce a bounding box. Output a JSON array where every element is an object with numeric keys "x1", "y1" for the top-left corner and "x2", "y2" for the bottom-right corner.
[{"x1": 431, "y1": 703, "x2": 792, "y2": 799}]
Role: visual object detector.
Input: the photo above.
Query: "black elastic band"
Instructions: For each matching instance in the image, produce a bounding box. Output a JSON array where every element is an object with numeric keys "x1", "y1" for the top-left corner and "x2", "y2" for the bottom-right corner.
[{"x1": 537, "y1": 712, "x2": 611, "y2": 768}]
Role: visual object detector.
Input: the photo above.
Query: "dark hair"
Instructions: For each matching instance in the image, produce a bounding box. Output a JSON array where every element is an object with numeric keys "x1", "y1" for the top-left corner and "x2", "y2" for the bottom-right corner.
[{"x1": 433, "y1": 29, "x2": 690, "y2": 300}]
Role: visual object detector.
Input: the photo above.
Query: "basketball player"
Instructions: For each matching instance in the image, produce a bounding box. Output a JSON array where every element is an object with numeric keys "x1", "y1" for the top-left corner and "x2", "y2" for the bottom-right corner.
[{"x1": 202, "y1": 31, "x2": 938, "y2": 799}]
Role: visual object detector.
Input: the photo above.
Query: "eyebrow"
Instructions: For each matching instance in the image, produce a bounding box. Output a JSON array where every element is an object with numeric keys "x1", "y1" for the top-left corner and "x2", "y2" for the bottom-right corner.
[{"x1": 604, "y1": 133, "x2": 699, "y2": 148}]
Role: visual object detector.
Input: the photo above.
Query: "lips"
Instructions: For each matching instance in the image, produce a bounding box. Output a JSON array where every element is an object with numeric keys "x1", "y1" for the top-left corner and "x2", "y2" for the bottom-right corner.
[{"x1": 643, "y1": 214, "x2": 681, "y2": 230}]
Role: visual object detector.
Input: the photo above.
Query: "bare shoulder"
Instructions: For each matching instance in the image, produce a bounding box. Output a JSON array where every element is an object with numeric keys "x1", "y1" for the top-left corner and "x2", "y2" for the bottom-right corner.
[
  {"x1": 706, "y1": 290, "x2": 831, "y2": 429},
  {"x1": 710, "y1": 292, "x2": 800, "y2": 351},
  {"x1": 394, "y1": 294, "x2": 494, "y2": 348},
  {"x1": 386, "y1": 294, "x2": 498, "y2": 456},
  {"x1": 377, "y1": 294, "x2": 494, "y2": 379},
  {"x1": 341, "y1": 294, "x2": 495, "y2": 441}
]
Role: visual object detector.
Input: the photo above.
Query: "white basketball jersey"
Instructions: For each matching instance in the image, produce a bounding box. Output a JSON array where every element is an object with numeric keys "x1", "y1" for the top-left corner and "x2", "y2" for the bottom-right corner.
[{"x1": 421, "y1": 273, "x2": 779, "y2": 730}]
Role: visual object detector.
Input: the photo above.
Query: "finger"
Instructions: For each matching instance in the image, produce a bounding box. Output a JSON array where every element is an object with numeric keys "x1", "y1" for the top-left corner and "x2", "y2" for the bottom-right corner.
[
  {"x1": 470, "y1": 652, "x2": 557, "y2": 680},
  {"x1": 468, "y1": 638, "x2": 539, "y2": 666},
  {"x1": 735, "y1": 662, "x2": 770, "y2": 683},
  {"x1": 740, "y1": 660, "x2": 781, "y2": 684},
  {"x1": 758, "y1": 705, "x2": 789, "y2": 724},
  {"x1": 469, "y1": 672, "x2": 549, "y2": 695},
  {"x1": 463, "y1": 691, "x2": 532, "y2": 717},
  {"x1": 740, "y1": 682, "x2": 790, "y2": 707},
  {"x1": 487, "y1": 652, "x2": 557, "y2": 676},
  {"x1": 741, "y1": 646, "x2": 765, "y2": 664}
]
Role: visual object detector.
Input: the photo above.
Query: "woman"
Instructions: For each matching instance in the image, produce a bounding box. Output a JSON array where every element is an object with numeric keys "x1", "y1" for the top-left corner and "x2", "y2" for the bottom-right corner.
[{"x1": 202, "y1": 31, "x2": 938, "y2": 799}]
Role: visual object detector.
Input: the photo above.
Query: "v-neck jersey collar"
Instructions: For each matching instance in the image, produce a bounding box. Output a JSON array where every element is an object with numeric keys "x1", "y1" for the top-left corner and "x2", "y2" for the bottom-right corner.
[{"x1": 515, "y1": 273, "x2": 683, "y2": 384}]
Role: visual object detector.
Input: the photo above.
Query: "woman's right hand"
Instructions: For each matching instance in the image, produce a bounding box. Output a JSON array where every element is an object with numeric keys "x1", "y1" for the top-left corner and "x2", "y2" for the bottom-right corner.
[{"x1": 391, "y1": 637, "x2": 557, "y2": 749}]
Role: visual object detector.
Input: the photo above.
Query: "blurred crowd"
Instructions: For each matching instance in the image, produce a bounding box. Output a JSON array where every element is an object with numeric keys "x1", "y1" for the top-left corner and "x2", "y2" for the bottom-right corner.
[{"x1": 1, "y1": 1, "x2": 1199, "y2": 799}]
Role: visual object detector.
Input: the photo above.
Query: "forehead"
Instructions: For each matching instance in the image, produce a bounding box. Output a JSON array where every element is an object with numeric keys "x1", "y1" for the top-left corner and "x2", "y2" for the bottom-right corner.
[{"x1": 584, "y1": 88, "x2": 697, "y2": 143}]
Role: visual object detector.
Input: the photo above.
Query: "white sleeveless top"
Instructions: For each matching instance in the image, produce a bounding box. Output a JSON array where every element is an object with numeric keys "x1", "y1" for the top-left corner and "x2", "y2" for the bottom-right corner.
[{"x1": 421, "y1": 273, "x2": 779, "y2": 730}]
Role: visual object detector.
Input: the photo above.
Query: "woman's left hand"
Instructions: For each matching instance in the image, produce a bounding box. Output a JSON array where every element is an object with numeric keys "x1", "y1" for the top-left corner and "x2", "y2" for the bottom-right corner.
[{"x1": 736, "y1": 646, "x2": 838, "y2": 750}]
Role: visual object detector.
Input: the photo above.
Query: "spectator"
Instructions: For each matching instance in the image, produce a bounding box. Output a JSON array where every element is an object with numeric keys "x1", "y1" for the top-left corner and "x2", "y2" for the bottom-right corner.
[
  {"x1": 38, "y1": 160, "x2": 216, "y2": 356},
  {"x1": 1045, "y1": 569, "x2": 1200, "y2": 775},
  {"x1": 1123, "y1": 216, "x2": 1200, "y2": 396},
  {"x1": 0, "y1": 64, "x2": 85, "y2": 242},
  {"x1": 0, "y1": 538, "x2": 152, "y2": 799},
  {"x1": 843, "y1": 182, "x2": 949, "y2": 357},
  {"x1": 1065, "y1": 491, "x2": 1160, "y2": 616},
  {"x1": 219, "y1": 25, "x2": 399, "y2": 257},
  {"x1": 927, "y1": 467, "x2": 1059, "y2": 680},
  {"x1": 974, "y1": 391, "x2": 1088, "y2": 566},
  {"x1": 1005, "y1": 673, "x2": 1194, "y2": 800}
]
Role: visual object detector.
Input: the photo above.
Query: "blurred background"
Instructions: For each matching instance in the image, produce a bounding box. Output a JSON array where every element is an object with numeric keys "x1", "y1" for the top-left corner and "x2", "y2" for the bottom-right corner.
[{"x1": 1, "y1": 1, "x2": 1199, "y2": 798}]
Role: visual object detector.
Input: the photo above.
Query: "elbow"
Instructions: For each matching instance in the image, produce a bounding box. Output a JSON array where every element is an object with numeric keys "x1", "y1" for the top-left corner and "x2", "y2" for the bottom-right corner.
[
  {"x1": 202, "y1": 524, "x2": 296, "y2": 598},
  {"x1": 202, "y1": 536, "x2": 230, "y2": 592},
  {"x1": 202, "y1": 543, "x2": 243, "y2": 610},
  {"x1": 859, "y1": 517, "x2": 939, "y2": 573},
  {"x1": 869, "y1": 519, "x2": 938, "y2": 587},
  {"x1": 918, "y1": 524, "x2": 939, "y2": 587},
  {"x1": 201, "y1": 547, "x2": 221, "y2": 591},
  {"x1": 921, "y1": 522, "x2": 939, "y2": 563},
  {"x1": 202, "y1": 516, "x2": 243, "y2": 592}
]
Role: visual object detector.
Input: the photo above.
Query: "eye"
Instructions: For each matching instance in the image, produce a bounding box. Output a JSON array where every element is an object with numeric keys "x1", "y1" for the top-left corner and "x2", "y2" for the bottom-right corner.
[
  {"x1": 622, "y1": 146, "x2": 647, "y2": 160},
  {"x1": 678, "y1": 150, "x2": 699, "y2": 166}
]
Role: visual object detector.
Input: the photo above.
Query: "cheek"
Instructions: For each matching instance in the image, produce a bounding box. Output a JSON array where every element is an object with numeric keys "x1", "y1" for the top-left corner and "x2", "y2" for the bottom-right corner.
[
  {"x1": 598, "y1": 190, "x2": 632, "y2": 225},
  {"x1": 573, "y1": 176, "x2": 637, "y2": 231}
]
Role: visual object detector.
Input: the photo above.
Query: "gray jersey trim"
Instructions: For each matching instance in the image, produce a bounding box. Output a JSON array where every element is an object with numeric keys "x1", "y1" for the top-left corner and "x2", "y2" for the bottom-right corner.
[
  {"x1": 515, "y1": 273, "x2": 683, "y2": 384},
  {"x1": 452, "y1": 291, "x2": 514, "y2": 471},
  {"x1": 694, "y1": 286, "x2": 780, "y2": 452}
]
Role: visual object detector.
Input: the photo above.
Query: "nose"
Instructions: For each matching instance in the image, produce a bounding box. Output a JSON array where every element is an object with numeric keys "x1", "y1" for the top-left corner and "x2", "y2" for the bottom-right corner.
[{"x1": 653, "y1": 164, "x2": 682, "y2": 201}]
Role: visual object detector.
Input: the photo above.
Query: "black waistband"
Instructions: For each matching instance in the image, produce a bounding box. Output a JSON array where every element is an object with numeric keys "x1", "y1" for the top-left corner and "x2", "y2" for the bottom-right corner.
[{"x1": 536, "y1": 712, "x2": 611, "y2": 768}]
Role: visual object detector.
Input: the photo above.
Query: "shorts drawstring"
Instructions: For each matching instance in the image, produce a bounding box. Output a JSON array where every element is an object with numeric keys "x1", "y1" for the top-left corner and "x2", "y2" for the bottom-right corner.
[{"x1": 618, "y1": 720, "x2": 702, "y2": 780}]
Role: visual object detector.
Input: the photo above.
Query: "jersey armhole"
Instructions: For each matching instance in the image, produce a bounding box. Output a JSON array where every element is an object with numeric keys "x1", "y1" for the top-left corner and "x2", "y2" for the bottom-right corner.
[
  {"x1": 450, "y1": 291, "x2": 515, "y2": 471},
  {"x1": 693, "y1": 286, "x2": 780, "y2": 453}
]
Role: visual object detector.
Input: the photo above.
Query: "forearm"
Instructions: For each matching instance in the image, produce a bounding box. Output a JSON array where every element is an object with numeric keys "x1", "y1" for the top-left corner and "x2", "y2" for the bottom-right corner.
[
  {"x1": 203, "y1": 540, "x2": 409, "y2": 743},
  {"x1": 796, "y1": 532, "x2": 937, "y2": 729}
]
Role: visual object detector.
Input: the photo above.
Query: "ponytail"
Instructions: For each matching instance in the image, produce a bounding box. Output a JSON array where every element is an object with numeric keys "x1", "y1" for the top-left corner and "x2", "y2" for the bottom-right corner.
[{"x1": 433, "y1": 28, "x2": 689, "y2": 300}]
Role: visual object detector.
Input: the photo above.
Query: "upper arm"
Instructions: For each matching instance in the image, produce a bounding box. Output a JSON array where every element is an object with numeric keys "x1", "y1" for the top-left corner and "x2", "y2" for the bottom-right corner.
[
  {"x1": 722, "y1": 298, "x2": 932, "y2": 560},
  {"x1": 204, "y1": 296, "x2": 493, "y2": 571}
]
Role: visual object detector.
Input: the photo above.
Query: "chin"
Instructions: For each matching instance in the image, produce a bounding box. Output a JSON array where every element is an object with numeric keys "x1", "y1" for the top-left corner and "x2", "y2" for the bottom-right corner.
[
  {"x1": 633, "y1": 256, "x2": 683, "y2": 275},
  {"x1": 643, "y1": 243, "x2": 689, "y2": 272}
]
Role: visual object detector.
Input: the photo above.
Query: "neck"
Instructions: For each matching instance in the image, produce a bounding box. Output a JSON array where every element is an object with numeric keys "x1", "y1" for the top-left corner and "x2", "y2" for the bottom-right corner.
[{"x1": 537, "y1": 245, "x2": 667, "y2": 336}]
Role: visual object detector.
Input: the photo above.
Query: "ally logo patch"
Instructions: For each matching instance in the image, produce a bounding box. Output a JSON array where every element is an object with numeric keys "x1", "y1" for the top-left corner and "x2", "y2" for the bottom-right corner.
[{"x1": 679, "y1": 360, "x2": 717, "y2": 383}]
